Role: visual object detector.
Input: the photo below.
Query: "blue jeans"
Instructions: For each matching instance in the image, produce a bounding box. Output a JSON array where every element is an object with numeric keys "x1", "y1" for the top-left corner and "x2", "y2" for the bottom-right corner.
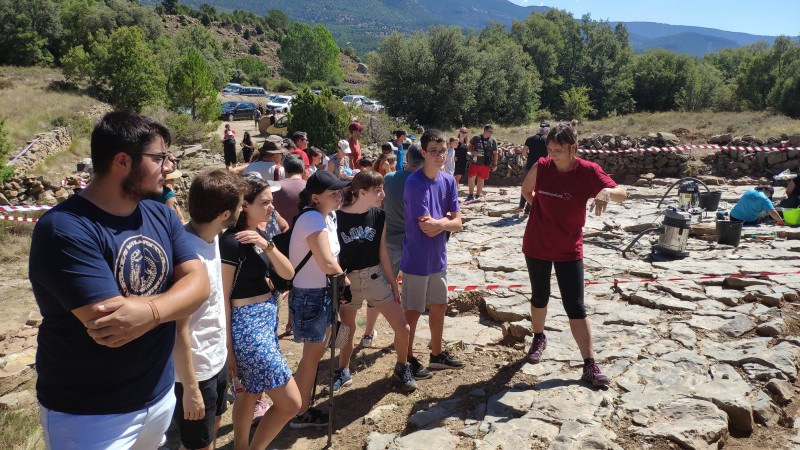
[{"x1": 289, "y1": 287, "x2": 332, "y2": 344}]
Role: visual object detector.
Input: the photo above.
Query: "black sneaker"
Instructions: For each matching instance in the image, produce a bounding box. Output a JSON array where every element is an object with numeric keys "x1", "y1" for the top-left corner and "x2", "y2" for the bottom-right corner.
[
  {"x1": 429, "y1": 350, "x2": 465, "y2": 370},
  {"x1": 393, "y1": 363, "x2": 418, "y2": 392},
  {"x1": 289, "y1": 407, "x2": 329, "y2": 429},
  {"x1": 408, "y1": 356, "x2": 433, "y2": 380}
]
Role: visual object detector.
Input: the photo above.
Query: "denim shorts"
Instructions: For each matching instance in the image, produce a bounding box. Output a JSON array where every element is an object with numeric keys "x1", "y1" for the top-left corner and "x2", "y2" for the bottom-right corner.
[{"x1": 290, "y1": 287, "x2": 332, "y2": 344}]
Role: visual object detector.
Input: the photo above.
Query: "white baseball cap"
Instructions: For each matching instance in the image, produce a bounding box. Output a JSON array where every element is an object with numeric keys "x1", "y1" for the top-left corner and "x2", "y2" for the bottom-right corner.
[{"x1": 337, "y1": 140, "x2": 352, "y2": 154}]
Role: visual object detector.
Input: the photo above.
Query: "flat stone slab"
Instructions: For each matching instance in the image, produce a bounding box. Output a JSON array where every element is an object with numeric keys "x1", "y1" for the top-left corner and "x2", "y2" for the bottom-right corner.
[{"x1": 388, "y1": 428, "x2": 459, "y2": 450}]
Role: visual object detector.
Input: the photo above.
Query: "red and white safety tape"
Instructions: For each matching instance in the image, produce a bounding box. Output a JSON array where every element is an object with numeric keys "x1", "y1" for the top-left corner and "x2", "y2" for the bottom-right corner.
[
  {"x1": 0, "y1": 215, "x2": 38, "y2": 223},
  {"x1": 499, "y1": 144, "x2": 800, "y2": 155},
  {"x1": 0, "y1": 205, "x2": 52, "y2": 212},
  {"x1": 397, "y1": 270, "x2": 800, "y2": 292}
]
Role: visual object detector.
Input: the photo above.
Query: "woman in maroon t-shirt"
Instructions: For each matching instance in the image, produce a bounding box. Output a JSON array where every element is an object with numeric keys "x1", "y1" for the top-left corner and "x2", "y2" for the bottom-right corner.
[{"x1": 519, "y1": 122, "x2": 627, "y2": 387}]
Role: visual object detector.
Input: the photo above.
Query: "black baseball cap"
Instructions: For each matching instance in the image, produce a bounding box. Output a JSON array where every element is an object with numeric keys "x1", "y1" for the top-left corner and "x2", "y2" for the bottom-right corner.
[{"x1": 305, "y1": 170, "x2": 351, "y2": 194}]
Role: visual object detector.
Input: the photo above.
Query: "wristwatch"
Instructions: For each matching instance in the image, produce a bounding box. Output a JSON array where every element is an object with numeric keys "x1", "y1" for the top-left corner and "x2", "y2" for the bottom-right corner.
[{"x1": 265, "y1": 240, "x2": 275, "y2": 253}]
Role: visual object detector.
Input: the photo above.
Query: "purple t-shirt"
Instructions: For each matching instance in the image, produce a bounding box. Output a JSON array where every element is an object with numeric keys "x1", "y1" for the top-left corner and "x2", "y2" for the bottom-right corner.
[{"x1": 400, "y1": 169, "x2": 460, "y2": 276}]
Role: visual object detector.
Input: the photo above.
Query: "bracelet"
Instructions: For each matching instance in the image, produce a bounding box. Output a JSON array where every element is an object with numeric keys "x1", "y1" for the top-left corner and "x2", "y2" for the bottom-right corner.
[{"x1": 147, "y1": 301, "x2": 161, "y2": 326}]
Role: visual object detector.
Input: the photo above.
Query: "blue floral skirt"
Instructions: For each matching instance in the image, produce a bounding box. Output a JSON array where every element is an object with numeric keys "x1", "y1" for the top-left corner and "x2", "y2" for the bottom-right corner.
[{"x1": 231, "y1": 295, "x2": 292, "y2": 393}]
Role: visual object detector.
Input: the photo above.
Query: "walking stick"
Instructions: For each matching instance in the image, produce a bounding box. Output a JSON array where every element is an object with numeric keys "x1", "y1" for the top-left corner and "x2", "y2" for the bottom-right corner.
[{"x1": 326, "y1": 272, "x2": 345, "y2": 449}]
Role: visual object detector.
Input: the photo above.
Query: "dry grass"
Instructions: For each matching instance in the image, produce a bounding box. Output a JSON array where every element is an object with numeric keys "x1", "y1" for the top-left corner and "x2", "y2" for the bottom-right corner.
[
  {"x1": 0, "y1": 408, "x2": 43, "y2": 450},
  {"x1": 493, "y1": 111, "x2": 800, "y2": 146},
  {"x1": 0, "y1": 66, "x2": 104, "y2": 149}
]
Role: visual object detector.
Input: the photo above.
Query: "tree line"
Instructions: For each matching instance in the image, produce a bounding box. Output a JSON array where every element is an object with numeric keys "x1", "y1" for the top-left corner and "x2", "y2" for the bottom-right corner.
[
  {"x1": 0, "y1": 0, "x2": 343, "y2": 118},
  {"x1": 370, "y1": 9, "x2": 800, "y2": 127},
  {"x1": 2, "y1": 1, "x2": 798, "y2": 130}
]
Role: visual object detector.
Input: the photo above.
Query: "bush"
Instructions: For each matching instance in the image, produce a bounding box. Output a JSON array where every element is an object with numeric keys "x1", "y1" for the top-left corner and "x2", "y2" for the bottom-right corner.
[
  {"x1": 358, "y1": 111, "x2": 408, "y2": 146},
  {"x1": 289, "y1": 88, "x2": 349, "y2": 152},
  {"x1": 0, "y1": 120, "x2": 16, "y2": 182},
  {"x1": 248, "y1": 42, "x2": 262, "y2": 56},
  {"x1": 51, "y1": 115, "x2": 94, "y2": 138},
  {"x1": 560, "y1": 86, "x2": 594, "y2": 121},
  {"x1": 0, "y1": 79, "x2": 12, "y2": 90},
  {"x1": 329, "y1": 86, "x2": 351, "y2": 98},
  {"x1": 272, "y1": 78, "x2": 295, "y2": 93},
  {"x1": 164, "y1": 113, "x2": 216, "y2": 145}
]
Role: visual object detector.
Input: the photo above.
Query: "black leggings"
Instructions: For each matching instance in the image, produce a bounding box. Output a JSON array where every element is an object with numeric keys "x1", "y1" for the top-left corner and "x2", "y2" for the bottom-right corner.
[{"x1": 525, "y1": 256, "x2": 586, "y2": 320}]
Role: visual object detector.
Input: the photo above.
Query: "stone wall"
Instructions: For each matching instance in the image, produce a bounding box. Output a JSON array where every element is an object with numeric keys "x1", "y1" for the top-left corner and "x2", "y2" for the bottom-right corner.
[
  {"x1": 9, "y1": 128, "x2": 72, "y2": 176},
  {"x1": 702, "y1": 148, "x2": 800, "y2": 178}
]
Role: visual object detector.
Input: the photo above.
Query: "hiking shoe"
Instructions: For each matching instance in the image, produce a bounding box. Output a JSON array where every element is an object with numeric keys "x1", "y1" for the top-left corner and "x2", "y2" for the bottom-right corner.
[
  {"x1": 465, "y1": 195, "x2": 474, "y2": 203},
  {"x1": 429, "y1": 350, "x2": 465, "y2": 370},
  {"x1": 252, "y1": 397, "x2": 269, "y2": 424},
  {"x1": 360, "y1": 329, "x2": 378, "y2": 348},
  {"x1": 289, "y1": 407, "x2": 329, "y2": 429},
  {"x1": 408, "y1": 356, "x2": 433, "y2": 380},
  {"x1": 322, "y1": 368, "x2": 353, "y2": 394},
  {"x1": 393, "y1": 364, "x2": 418, "y2": 392},
  {"x1": 581, "y1": 361, "x2": 611, "y2": 387},
  {"x1": 526, "y1": 334, "x2": 547, "y2": 364},
  {"x1": 475, "y1": 195, "x2": 481, "y2": 200}
]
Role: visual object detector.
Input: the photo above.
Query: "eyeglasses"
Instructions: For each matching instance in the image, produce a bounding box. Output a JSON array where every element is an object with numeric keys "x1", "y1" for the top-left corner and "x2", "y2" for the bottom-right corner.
[
  {"x1": 487, "y1": 130, "x2": 494, "y2": 134},
  {"x1": 130, "y1": 151, "x2": 170, "y2": 167},
  {"x1": 459, "y1": 130, "x2": 467, "y2": 134},
  {"x1": 426, "y1": 149, "x2": 447, "y2": 156}
]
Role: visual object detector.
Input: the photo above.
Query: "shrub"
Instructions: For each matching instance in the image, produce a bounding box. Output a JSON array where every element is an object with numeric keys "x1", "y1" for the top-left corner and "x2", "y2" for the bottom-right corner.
[
  {"x1": 0, "y1": 120, "x2": 16, "y2": 182},
  {"x1": 560, "y1": 86, "x2": 594, "y2": 122},
  {"x1": 164, "y1": 113, "x2": 216, "y2": 145},
  {"x1": 289, "y1": 88, "x2": 349, "y2": 152},
  {"x1": 249, "y1": 42, "x2": 262, "y2": 56},
  {"x1": 0, "y1": 79, "x2": 12, "y2": 90},
  {"x1": 51, "y1": 115, "x2": 94, "y2": 138},
  {"x1": 272, "y1": 78, "x2": 295, "y2": 93}
]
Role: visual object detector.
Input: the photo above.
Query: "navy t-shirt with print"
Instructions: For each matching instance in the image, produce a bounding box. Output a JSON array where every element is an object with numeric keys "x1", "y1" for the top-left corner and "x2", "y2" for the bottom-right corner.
[{"x1": 29, "y1": 196, "x2": 197, "y2": 415}]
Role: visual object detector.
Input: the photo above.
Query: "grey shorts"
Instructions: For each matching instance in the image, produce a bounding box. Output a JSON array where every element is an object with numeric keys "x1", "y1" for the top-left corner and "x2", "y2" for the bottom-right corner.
[
  {"x1": 401, "y1": 271, "x2": 447, "y2": 313},
  {"x1": 386, "y1": 242, "x2": 402, "y2": 279}
]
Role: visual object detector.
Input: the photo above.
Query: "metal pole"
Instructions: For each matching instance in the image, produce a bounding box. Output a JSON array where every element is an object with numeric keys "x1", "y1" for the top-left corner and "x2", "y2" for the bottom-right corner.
[{"x1": 326, "y1": 272, "x2": 345, "y2": 449}]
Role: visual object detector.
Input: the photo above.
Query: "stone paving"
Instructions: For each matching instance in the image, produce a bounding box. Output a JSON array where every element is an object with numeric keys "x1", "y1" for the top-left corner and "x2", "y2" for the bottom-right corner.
[{"x1": 371, "y1": 181, "x2": 800, "y2": 450}]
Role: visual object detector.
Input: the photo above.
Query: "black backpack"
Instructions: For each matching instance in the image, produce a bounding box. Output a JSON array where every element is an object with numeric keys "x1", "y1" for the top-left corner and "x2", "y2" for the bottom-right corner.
[{"x1": 269, "y1": 208, "x2": 314, "y2": 291}]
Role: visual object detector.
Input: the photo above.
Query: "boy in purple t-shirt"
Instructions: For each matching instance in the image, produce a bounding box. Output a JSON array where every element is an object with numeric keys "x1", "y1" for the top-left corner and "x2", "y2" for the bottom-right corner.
[{"x1": 400, "y1": 129, "x2": 465, "y2": 380}]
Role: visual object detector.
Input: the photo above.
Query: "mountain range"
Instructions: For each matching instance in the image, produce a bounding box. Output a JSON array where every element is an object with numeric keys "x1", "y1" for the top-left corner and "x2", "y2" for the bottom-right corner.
[{"x1": 152, "y1": 0, "x2": 779, "y2": 56}]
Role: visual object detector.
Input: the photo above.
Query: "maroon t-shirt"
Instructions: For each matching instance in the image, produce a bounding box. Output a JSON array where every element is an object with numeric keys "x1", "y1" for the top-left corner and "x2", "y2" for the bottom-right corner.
[{"x1": 522, "y1": 157, "x2": 616, "y2": 262}]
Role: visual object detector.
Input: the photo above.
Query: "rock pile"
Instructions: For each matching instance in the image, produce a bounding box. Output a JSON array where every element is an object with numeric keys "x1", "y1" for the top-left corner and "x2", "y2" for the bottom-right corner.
[
  {"x1": 0, "y1": 175, "x2": 77, "y2": 206},
  {"x1": 0, "y1": 312, "x2": 40, "y2": 412}
]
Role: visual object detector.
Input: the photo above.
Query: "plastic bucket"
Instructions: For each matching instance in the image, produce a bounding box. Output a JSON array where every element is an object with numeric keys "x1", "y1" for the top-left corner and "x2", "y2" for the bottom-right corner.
[
  {"x1": 699, "y1": 191, "x2": 722, "y2": 211},
  {"x1": 716, "y1": 220, "x2": 743, "y2": 246},
  {"x1": 784, "y1": 208, "x2": 800, "y2": 226}
]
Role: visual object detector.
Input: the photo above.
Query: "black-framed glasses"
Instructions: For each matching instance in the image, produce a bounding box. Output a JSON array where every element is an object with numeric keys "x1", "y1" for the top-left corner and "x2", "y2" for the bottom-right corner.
[
  {"x1": 130, "y1": 151, "x2": 170, "y2": 167},
  {"x1": 426, "y1": 149, "x2": 447, "y2": 156}
]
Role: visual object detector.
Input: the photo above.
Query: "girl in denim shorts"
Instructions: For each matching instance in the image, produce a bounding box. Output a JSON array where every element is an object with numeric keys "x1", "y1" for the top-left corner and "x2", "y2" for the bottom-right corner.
[
  {"x1": 287, "y1": 170, "x2": 351, "y2": 428},
  {"x1": 220, "y1": 175, "x2": 302, "y2": 448}
]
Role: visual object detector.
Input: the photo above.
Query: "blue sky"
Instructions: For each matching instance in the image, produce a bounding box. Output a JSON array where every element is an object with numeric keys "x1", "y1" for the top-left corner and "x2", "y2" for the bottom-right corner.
[{"x1": 508, "y1": 0, "x2": 800, "y2": 36}]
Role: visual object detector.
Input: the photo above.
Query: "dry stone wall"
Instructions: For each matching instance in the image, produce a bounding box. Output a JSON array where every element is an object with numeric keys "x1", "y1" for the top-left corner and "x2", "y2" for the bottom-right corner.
[{"x1": 10, "y1": 128, "x2": 71, "y2": 176}]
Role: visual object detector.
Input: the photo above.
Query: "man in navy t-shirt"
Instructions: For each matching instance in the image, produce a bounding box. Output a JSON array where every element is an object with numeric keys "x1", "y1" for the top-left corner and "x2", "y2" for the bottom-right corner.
[{"x1": 29, "y1": 111, "x2": 209, "y2": 449}]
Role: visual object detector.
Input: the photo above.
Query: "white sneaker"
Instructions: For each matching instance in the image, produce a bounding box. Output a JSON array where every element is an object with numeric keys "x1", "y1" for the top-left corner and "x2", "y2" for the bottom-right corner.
[{"x1": 361, "y1": 329, "x2": 378, "y2": 348}]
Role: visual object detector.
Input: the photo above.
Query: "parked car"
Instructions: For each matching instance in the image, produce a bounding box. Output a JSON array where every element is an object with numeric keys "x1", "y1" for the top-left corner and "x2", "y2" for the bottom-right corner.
[
  {"x1": 266, "y1": 95, "x2": 293, "y2": 113},
  {"x1": 265, "y1": 114, "x2": 289, "y2": 136},
  {"x1": 220, "y1": 101, "x2": 258, "y2": 121},
  {"x1": 362, "y1": 100, "x2": 384, "y2": 112},
  {"x1": 238, "y1": 86, "x2": 270, "y2": 97},
  {"x1": 341, "y1": 95, "x2": 371, "y2": 107},
  {"x1": 222, "y1": 83, "x2": 243, "y2": 94}
]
